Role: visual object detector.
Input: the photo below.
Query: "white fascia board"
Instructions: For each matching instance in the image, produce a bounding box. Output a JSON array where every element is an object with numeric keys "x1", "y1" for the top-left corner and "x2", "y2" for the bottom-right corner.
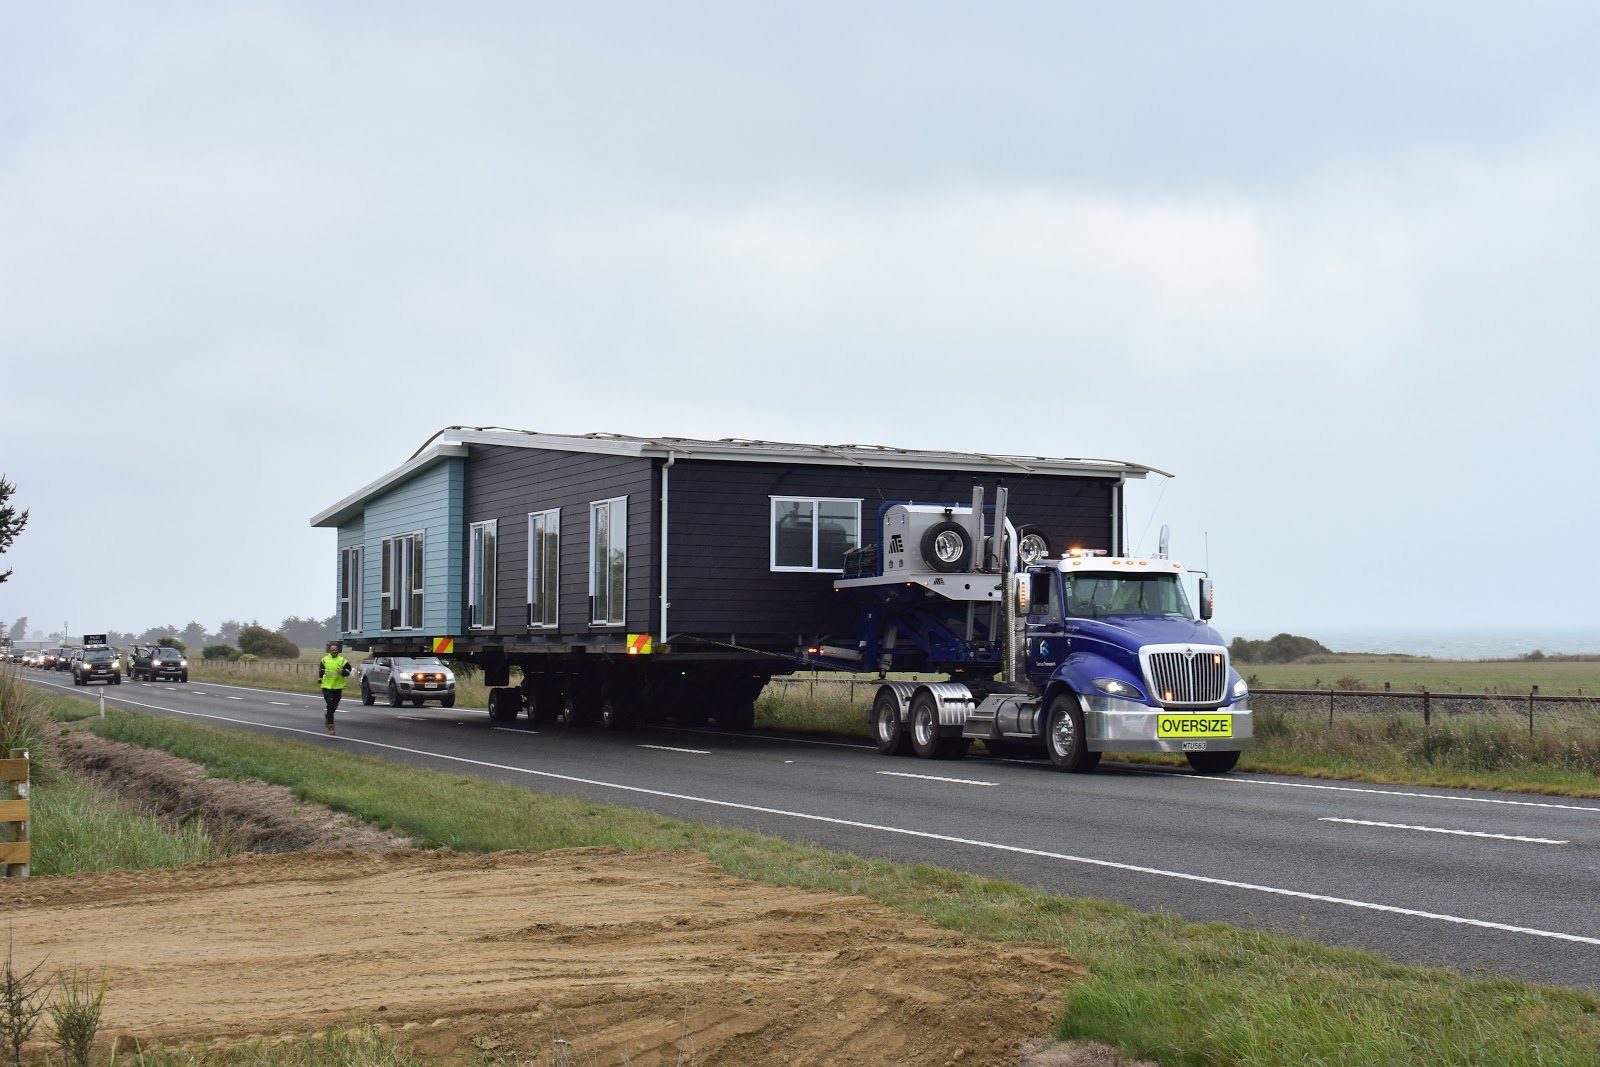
[
  {"x1": 308, "y1": 443, "x2": 469, "y2": 528},
  {"x1": 445, "y1": 429, "x2": 1164, "y2": 480}
]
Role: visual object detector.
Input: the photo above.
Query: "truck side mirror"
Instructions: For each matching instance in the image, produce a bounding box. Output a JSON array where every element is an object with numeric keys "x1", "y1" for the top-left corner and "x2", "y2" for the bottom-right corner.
[{"x1": 1198, "y1": 578, "x2": 1215, "y2": 620}]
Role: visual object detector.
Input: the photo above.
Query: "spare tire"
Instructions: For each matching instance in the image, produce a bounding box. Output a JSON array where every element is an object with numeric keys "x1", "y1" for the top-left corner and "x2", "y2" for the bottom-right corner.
[
  {"x1": 1016, "y1": 525, "x2": 1052, "y2": 566},
  {"x1": 920, "y1": 520, "x2": 972, "y2": 572}
]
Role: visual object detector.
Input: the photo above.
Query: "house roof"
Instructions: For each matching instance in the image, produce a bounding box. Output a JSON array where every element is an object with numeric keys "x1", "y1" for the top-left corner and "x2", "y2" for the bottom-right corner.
[{"x1": 310, "y1": 426, "x2": 1168, "y2": 528}]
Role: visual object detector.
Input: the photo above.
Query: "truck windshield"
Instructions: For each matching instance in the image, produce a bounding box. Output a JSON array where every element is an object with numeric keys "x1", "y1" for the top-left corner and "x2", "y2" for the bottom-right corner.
[{"x1": 1065, "y1": 573, "x2": 1193, "y2": 619}]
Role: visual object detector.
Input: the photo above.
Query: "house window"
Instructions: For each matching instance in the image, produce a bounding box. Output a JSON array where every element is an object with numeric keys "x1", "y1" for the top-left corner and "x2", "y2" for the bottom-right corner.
[
  {"x1": 380, "y1": 532, "x2": 424, "y2": 630},
  {"x1": 770, "y1": 497, "x2": 860, "y2": 572},
  {"x1": 468, "y1": 520, "x2": 497, "y2": 629},
  {"x1": 528, "y1": 509, "x2": 559, "y2": 629},
  {"x1": 339, "y1": 546, "x2": 363, "y2": 634},
  {"x1": 589, "y1": 497, "x2": 627, "y2": 626}
]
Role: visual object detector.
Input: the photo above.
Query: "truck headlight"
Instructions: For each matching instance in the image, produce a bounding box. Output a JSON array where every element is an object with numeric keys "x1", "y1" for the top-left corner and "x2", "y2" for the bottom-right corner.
[
  {"x1": 1092, "y1": 677, "x2": 1146, "y2": 701},
  {"x1": 1083, "y1": 693, "x2": 1149, "y2": 715},
  {"x1": 1232, "y1": 678, "x2": 1249, "y2": 700}
]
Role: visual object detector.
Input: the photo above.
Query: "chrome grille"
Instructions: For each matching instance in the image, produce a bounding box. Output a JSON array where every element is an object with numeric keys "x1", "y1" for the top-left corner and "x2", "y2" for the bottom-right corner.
[{"x1": 1144, "y1": 648, "x2": 1228, "y2": 706}]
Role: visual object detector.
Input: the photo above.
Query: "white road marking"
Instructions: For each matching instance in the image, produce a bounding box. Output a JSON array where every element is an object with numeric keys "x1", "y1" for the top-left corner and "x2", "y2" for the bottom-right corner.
[
  {"x1": 57, "y1": 687, "x2": 1600, "y2": 950},
  {"x1": 878, "y1": 771, "x2": 997, "y2": 787},
  {"x1": 1138, "y1": 766, "x2": 1600, "y2": 814},
  {"x1": 491, "y1": 727, "x2": 538, "y2": 734},
  {"x1": 1319, "y1": 818, "x2": 1568, "y2": 845},
  {"x1": 225, "y1": 696, "x2": 243, "y2": 701},
  {"x1": 639, "y1": 744, "x2": 712, "y2": 755},
  {"x1": 269, "y1": 701, "x2": 290, "y2": 706}
]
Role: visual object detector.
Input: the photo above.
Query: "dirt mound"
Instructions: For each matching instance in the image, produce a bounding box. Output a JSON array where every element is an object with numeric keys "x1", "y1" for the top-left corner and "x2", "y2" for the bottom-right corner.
[{"x1": 7, "y1": 726, "x2": 1146, "y2": 1065}]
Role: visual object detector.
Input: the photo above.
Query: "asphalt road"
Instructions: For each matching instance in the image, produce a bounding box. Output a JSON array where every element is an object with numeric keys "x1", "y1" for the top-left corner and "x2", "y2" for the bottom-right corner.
[{"x1": 27, "y1": 671, "x2": 1600, "y2": 991}]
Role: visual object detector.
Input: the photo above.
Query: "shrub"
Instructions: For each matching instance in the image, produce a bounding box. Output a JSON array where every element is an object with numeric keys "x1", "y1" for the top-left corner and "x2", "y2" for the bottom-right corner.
[
  {"x1": 237, "y1": 626, "x2": 299, "y2": 660},
  {"x1": 1230, "y1": 633, "x2": 1332, "y2": 664},
  {"x1": 201, "y1": 644, "x2": 241, "y2": 662}
]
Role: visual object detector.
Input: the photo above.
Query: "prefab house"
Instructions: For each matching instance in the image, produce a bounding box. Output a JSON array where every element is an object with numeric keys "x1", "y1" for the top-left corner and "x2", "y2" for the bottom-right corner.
[{"x1": 311, "y1": 428, "x2": 1160, "y2": 728}]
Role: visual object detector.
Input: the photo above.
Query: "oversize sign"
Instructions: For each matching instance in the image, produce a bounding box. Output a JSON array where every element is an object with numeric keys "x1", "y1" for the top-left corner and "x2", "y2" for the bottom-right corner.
[{"x1": 1156, "y1": 714, "x2": 1232, "y2": 738}]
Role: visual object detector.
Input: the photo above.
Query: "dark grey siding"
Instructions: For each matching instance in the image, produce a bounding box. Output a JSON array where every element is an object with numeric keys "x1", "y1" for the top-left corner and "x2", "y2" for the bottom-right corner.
[
  {"x1": 462, "y1": 445, "x2": 1117, "y2": 646},
  {"x1": 664, "y1": 460, "x2": 1117, "y2": 640},
  {"x1": 464, "y1": 445, "x2": 655, "y2": 639}
]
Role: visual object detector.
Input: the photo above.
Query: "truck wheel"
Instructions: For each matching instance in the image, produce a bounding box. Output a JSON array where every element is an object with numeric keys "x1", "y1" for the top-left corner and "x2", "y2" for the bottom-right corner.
[
  {"x1": 410, "y1": 697, "x2": 424, "y2": 707},
  {"x1": 360, "y1": 681, "x2": 375, "y2": 706},
  {"x1": 910, "y1": 692, "x2": 969, "y2": 760},
  {"x1": 441, "y1": 694, "x2": 456, "y2": 709},
  {"x1": 1186, "y1": 750, "x2": 1240, "y2": 774},
  {"x1": 389, "y1": 684, "x2": 403, "y2": 708},
  {"x1": 872, "y1": 690, "x2": 911, "y2": 755},
  {"x1": 920, "y1": 521, "x2": 972, "y2": 573},
  {"x1": 1045, "y1": 693, "x2": 1100, "y2": 773}
]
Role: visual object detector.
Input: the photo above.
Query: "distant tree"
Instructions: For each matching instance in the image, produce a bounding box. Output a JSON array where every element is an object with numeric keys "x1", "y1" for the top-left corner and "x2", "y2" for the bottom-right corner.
[
  {"x1": 202, "y1": 644, "x2": 241, "y2": 661},
  {"x1": 1230, "y1": 633, "x2": 1332, "y2": 664},
  {"x1": 0, "y1": 474, "x2": 29, "y2": 584},
  {"x1": 278, "y1": 615, "x2": 337, "y2": 647},
  {"x1": 138, "y1": 626, "x2": 182, "y2": 647},
  {"x1": 180, "y1": 621, "x2": 209, "y2": 649},
  {"x1": 6, "y1": 617, "x2": 24, "y2": 642},
  {"x1": 212, "y1": 620, "x2": 244, "y2": 646},
  {"x1": 238, "y1": 625, "x2": 299, "y2": 659}
]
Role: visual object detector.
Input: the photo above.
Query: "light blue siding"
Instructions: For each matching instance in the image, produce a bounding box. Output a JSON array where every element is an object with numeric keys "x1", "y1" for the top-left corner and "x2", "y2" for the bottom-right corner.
[{"x1": 335, "y1": 457, "x2": 464, "y2": 640}]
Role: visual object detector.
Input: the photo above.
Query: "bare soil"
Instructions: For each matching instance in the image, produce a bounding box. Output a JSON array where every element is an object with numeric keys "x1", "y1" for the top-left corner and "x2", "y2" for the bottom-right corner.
[{"x1": 3, "y1": 730, "x2": 1151, "y2": 1066}]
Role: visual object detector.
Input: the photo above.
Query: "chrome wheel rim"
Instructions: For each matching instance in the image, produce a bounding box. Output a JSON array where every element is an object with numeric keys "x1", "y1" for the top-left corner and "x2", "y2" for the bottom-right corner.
[
  {"x1": 933, "y1": 531, "x2": 964, "y2": 563},
  {"x1": 1050, "y1": 710, "x2": 1075, "y2": 756},
  {"x1": 914, "y1": 708, "x2": 935, "y2": 747}
]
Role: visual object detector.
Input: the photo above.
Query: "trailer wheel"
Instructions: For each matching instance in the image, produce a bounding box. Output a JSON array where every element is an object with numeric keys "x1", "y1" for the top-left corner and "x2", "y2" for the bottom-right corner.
[
  {"x1": 527, "y1": 684, "x2": 562, "y2": 726},
  {"x1": 872, "y1": 690, "x2": 911, "y2": 755},
  {"x1": 719, "y1": 699, "x2": 756, "y2": 732},
  {"x1": 1186, "y1": 750, "x2": 1240, "y2": 774},
  {"x1": 600, "y1": 696, "x2": 636, "y2": 731},
  {"x1": 488, "y1": 687, "x2": 521, "y2": 724},
  {"x1": 1045, "y1": 693, "x2": 1100, "y2": 772},
  {"x1": 920, "y1": 520, "x2": 972, "y2": 573}
]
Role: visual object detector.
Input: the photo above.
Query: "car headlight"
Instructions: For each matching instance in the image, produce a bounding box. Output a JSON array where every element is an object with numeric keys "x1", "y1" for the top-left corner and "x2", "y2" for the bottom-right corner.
[
  {"x1": 1092, "y1": 677, "x2": 1146, "y2": 701},
  {"x1": 180, "y1": 659, "x2": 188, "y2": 667}
]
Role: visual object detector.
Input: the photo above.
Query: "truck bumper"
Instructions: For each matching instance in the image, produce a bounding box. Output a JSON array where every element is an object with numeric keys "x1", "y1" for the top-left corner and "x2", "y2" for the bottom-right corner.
[{"x1": 1085, "y1": 703, "x2": 1253, "y2": 753}]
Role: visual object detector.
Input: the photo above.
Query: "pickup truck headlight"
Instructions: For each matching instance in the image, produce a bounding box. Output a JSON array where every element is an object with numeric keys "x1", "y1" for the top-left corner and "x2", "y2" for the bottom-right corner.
[{"x1": 1092, "y1": 677, "x2": 1146, "y2": 701}]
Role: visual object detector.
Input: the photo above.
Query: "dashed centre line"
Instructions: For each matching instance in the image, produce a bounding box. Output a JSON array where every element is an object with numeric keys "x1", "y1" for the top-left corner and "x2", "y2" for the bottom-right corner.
[
  {"x1": 1319, "y1": 818, "x2": 1568, "y2": 845},
  {"x1": 878, "y1": 771, "x2": 998, "y2": 787},
  {"x1": 638, "y1": 744, "x2": 711, "y2": 755}
]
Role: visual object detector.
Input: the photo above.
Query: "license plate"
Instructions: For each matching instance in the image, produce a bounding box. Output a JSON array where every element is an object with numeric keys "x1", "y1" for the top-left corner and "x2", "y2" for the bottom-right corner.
[
  {"x1": 1156, "y1": 714, "x2": 1232, "y2": 739},
  {"x1": 422, "y1": 683, "x2": 438, "y2": 689}
]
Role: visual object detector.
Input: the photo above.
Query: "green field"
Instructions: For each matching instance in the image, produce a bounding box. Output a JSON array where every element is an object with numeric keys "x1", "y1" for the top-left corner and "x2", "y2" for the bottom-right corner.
[{"x1": 1240, "y1": 655, "x2": 1600, "y2": 696}]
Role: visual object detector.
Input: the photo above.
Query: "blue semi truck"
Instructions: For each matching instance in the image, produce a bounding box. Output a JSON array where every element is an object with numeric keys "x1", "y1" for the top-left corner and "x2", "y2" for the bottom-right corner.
[{"x1": 807, "y1": 486, "x2": 1252, "y2": 774}]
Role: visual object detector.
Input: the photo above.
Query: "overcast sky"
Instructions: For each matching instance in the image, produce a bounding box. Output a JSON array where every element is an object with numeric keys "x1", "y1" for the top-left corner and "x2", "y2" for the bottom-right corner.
[{"x1": 3, "y1": 3, "x2": 1597, "y2": 652}]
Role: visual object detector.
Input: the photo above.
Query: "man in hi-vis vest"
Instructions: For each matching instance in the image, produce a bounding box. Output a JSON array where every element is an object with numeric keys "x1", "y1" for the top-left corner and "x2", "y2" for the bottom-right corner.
[{"x1": 318, "y1": 640, "x2": 353, "y2": 734}]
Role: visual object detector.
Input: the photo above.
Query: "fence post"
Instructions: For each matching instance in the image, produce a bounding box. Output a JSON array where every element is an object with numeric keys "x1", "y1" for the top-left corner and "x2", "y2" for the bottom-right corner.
[
  {"x1": 1529, "y1": 686, "x2": 1538, "y2": 739},
  {"x1": 1328, "y1": 689, "x2": 1335, "y2": 727},
  {"x1": 1, "y1": 748, "x2": 29, "y2": 878},
  {"x1": 1423, "y1": 688, "x2": 1430, "y2": 727}
]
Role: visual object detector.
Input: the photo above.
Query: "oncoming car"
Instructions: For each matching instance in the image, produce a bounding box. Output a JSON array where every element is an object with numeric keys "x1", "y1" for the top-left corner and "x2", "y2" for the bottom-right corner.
[
  {"x1": 360, "y1": 655, "x2": 457, "y2": 708},
  {"x1": 72, "y1": 646, "x2": 122, "y2": 686},
  {"x1": 132, "y1": 646, "x2": 189, "y2": 682}
]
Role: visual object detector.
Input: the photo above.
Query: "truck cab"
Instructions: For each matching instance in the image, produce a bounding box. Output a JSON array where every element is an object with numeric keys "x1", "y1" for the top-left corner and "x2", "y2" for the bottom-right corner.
[
  {"x1": 1015, "y1": 552, "x2": 1250, "y2": 773},
  {"x1": 831, "y1": 487, "x2": 1252, "y2": 774}
]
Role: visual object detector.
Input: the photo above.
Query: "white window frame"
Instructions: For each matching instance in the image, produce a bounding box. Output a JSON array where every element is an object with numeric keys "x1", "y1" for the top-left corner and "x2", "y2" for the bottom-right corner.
[
  {"x1": 468, "y1": 519, "x2": 497, "y2": 630},
  {"x1": 528, "y1": 508, "x2": 560, "y2": 630},
  {"x1": 380, "y1": 531, "x2": 425, "y2": 630},
  {"x1": 769, "y1": 496, "x2": 861, "y2": 573},
  {"x1": 589, "y1": 496, "x2": 627, "y2": 627},
  {"x1": 340, "y1": 545, "x2": 363, "y2": 634}
]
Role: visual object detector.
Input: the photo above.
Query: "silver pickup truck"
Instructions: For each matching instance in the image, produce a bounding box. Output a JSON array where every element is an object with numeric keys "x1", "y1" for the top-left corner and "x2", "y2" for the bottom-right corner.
[{"x1": 359, "y1": 655, "x2": 458, "y2": 708}]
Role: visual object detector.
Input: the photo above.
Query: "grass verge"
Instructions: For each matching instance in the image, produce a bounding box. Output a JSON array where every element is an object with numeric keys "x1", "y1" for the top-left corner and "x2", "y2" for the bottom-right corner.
[
  {"x1": 28, "y1": 769, "x2": 239, "y2": 876},
  {"x1": 41, "y1": 703, "x2": 1600, "y2": 1066}
]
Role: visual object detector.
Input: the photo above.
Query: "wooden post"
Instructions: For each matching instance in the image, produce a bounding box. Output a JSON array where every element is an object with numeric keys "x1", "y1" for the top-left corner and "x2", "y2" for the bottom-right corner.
[
  {"x1": 1529, "y1": 686, "x2": 1538, "y2": 739},
  {"x1": 1, "y1": 748, "x2": 28, "y2": 878},
  {"x1": 1423, "y1": 688, "x2": 1431, "y2": 727},
  {"x1": 1328, "y1": 689, "x2": 1334, "y2": 727}
]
